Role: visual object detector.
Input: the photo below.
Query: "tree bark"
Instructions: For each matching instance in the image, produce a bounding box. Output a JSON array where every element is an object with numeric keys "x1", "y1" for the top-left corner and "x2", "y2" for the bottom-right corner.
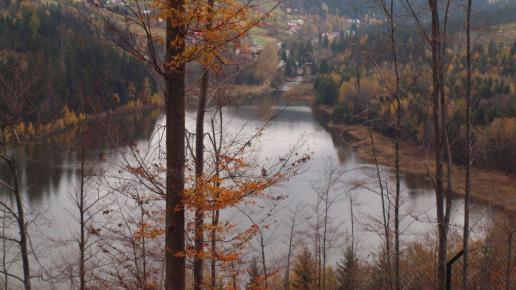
[
  {"x1": 285, "y1": 214, "x2": 296, "y2": 290},
  {"x1": 462, "y1": 0, "x2": 472, "y2": 288},
  {"x1": 193, "y1": 64, "x2": 209, "y2": 290},
  {"x1": 79, "y1": 131, "x2": 86, "y2": 290},
  {"x1": 368, "y1": 127, "x2": 392, "y2": 289},
  {"x1": 11, "y1": 158, "x2": 31, "y2": 290},
  {"x1": 386, "y1": 0, "x2": 402, "y2": 288},
  {"x1": 193, "y1": 0, "x2": 214, "y2": 286},
  {"x1": 164, "y1": 0, "x2": 186, "y2": 287},
  {"x1": 210, "y1": 107, "x2": 223, "y2": 288},
  {"x1": 428, "y1": 0, "x2": 448, "y2": 287},
  {"x1": 260, "y1": 230, "x2": 268, "y2": 289}
]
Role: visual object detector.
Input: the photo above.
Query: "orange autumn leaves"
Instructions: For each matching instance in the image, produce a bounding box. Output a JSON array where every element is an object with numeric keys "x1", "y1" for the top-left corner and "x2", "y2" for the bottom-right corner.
[
  {"x1": 125, "y1": 137, "x2": 311, "y2": 269},
  {"x1": 153, "y1": 0, "x2": 275, "y2": 68}
]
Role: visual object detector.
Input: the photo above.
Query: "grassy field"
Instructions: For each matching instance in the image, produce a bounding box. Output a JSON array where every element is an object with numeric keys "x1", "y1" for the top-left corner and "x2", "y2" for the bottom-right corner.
[{"x1": 249, "y1": 26, "x2": 277, "y2": 46}]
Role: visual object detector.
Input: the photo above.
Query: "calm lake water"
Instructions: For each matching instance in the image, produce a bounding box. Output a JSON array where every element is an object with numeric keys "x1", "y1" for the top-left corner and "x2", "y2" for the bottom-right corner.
[{"x1": 0, "y1": 95, "x2": 494, "y2": 288}]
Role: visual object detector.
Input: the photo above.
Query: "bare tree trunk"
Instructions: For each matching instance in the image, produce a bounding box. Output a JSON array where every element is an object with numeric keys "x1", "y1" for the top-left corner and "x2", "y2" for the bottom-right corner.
[
  {"x1": 164, "y1": 0, "x2": 186, "y2": 287},
  {"x1": 427, "y1": 1, "x2": 447, "y2": 288},
  {"x1": 12, "y1": 159, "x2": 31, "y2": 290},
  {"x1": 285, "y1": 211, "x2": 297, "y2": 290},
  {"x1": 368, "y1": 127, "x2": 392, "y2": 289},
  {"x1": 314, "y1": 193, "x2": 321, "y2": 290},
  {"x1": 322, "y1": 198, "x2": 329, "y2": 290},
  {"x1": 79, "y1": 131, "x2": 86, "y2": 290},
  {"x1": 2, "y1": 211, "x2": 7, "y2": 290},
  {"x1": 260, "y1": 230, "x2": 268, "y2": 289},
  {"x1": 442, "y1": 0, "x2": 453, "y2": 238},
  {"x1": 349, "y1": 192, "x2": 355, "y2": 258},
  {"x1": 462, "y1": 0, "x2": 473, "y2": 288},
  {"x1": 385, "y1": 0, "x2": 402, "y2": 287}
]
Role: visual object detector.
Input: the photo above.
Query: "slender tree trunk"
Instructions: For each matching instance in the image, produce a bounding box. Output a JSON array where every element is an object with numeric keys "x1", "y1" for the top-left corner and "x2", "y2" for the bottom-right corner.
[
  {"x1": 385, "y1": 0, "x2": 402, "y2": 288},
  {"x1": 193, "y1": 57, "x2": 209, "y2": 290},
  {"x1": 210, "y1": 209, "x2": 219, "y2": 288},
  {"x1": 349, "y1": 193, "x2": 355, "y2": 258},
  {"x1": 462, "y1": 0, "x2": 473, "y2": 288},
  {"x1": 210, "y1": 107, "x2": 223, "y2": 288},
  {"x1": 11, "y1": 159, "x2": 31, "y2": 290},
  {"x1": 260, "y1": 231, "x2": 268, "y2": 289},
  {"x1": 322, "y1": 199, "x2": 329, "y2": 290},
  {"x1": 2, "y1": 210, "x2": 7, "y2": 290},
  {"x1": 79, "y1": 131, "x2": 86, "y2": 290},
  {"x1": 427, "y1": 1, "x2": 447, "y2": 288},
  {"x1": 368, "y1": 127, "x2": 392, "y2": 289},
  {"x1": 1, "y1": 129, "x2": 30, "y2": 290},
  {"x1": 164, "y1": 0, "x2": 186, "y2": 287},
  {"x1": 442, "y1": 0, "x2": 453, "y2": 236},
  {"x1": 285, "y1": 215, "x2": 296, "y2": 290},
  {"x1": 193, "y1": 0, "x2": 215, "y2": 287}
]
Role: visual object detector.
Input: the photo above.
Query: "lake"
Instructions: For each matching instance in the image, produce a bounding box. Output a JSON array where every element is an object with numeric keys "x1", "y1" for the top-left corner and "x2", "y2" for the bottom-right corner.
[{"x1": 0, "y1": 95, "x2": 494, "y2": 288}]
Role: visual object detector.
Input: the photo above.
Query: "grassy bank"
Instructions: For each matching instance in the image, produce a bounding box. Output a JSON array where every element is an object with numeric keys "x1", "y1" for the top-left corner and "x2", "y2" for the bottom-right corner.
[{"x1": 316, "y1": 105, "x2": 516, "y2": 213}]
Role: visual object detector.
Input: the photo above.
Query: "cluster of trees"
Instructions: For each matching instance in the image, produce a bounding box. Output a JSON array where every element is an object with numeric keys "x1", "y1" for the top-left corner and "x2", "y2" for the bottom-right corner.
[
  {"x1": 235, "y1": 43, "x2": 283, "y2": 87},
  {"x1": 311, "y1": 13, "x2": 516, "y2": 173},
  {"x1": 276, "y1": 214, "x2": 515, "y2": 290},
  {"x1": 279, "y1": 38, "x2": 317, "y2": 78},
  {"x1": 299, "y1": 0, "x2": 515, "y2": 289},
  {"x1": 1, "y1": 0, "x2": 305, "y2": 289},
  {"x1": 0, "y1": 2, "x2": 156, "y2": 125},
  {"x1": 1, "y1": 0, "x2": 516, "y2": 290}
]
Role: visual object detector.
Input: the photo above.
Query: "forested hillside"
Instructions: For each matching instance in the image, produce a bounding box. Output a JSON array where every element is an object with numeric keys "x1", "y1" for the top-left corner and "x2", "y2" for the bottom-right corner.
[
  {"x1": 283, "y1": 0, "x2": 516, "y2": 19},
  {"x1": 0, "y1": 2, "x2": 156, "y2": 125},
  {"x1": 1, "y1": 0, "x2": 516, "y2": 289},
  {"x1": 296, "y1": 4, "x2": 516, "y2": 173}
]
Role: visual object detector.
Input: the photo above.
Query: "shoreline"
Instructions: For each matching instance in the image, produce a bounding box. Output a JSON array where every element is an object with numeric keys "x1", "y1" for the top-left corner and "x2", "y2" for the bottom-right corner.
[
  {"x1": 314, "y1": 105, "x2": 516, "y2": 214},
  {"x1": 3, "y1": 104, "x2": 163, "y2": 146}
]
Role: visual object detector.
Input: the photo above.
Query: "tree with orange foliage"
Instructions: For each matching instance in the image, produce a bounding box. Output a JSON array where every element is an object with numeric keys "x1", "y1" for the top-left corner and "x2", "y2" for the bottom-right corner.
[
  {"x1": 96, "y1": 92, "x2": 309, "y2": 289},
  {"x1": 90, "y1": 1, "x2": 279, "y2": 288}
]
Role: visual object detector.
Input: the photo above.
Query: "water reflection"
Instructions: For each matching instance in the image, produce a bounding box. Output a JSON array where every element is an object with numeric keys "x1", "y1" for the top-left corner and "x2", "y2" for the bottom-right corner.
[
  {"x1": 0, "y1": 109, "x2": 162, "y2": 206},
  {"x1": 0, "y1": 99, "x2": 497, "y2": 287}
]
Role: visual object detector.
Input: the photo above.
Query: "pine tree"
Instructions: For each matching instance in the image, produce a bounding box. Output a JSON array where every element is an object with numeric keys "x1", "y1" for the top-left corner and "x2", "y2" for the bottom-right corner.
[
  {"x1": 291, "y1": 247, "x2": 315, "y2": 290},
  {"x1": 336, "y1": 247, "x2": 357, "y2": 290}
]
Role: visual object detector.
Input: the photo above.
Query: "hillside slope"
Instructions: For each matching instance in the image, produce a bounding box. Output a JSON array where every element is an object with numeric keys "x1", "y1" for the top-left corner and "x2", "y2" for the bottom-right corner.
[{"x1": 0, "y1": 1, "x2": 155, "y2": 125}]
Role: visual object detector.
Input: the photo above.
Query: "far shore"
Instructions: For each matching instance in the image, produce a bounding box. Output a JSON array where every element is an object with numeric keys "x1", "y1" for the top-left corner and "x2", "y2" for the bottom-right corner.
[
  {"x1": 277, "y1": 81, "x2": 516, "y2": 213},
  {"x1": 315, "y1": 105, "x2": 516, "y2": 214}
]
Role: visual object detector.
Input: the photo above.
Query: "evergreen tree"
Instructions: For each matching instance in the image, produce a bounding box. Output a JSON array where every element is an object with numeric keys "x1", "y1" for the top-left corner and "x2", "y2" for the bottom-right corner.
[
  {"x1": 291, "y1": 247, "x2": 315, "y2": 290},
  {"x1": 336, "y1": 247, "x2": 357, "y2": 290}
]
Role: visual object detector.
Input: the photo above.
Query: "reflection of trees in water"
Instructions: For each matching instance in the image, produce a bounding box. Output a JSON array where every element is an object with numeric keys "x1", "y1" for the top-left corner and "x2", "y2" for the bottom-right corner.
[
  {"x1": 0, "y1": 110, "x2": 162, "y2": 205},
  {"x1": 403, "y1": 172, "x2": 433, "y2": 194},
  {"x1": 229, "y1": 105, "x2": 315, "y2": 124},
  {"x1": 329, "y1": 133, "x2": 354, "y2": 164}
]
